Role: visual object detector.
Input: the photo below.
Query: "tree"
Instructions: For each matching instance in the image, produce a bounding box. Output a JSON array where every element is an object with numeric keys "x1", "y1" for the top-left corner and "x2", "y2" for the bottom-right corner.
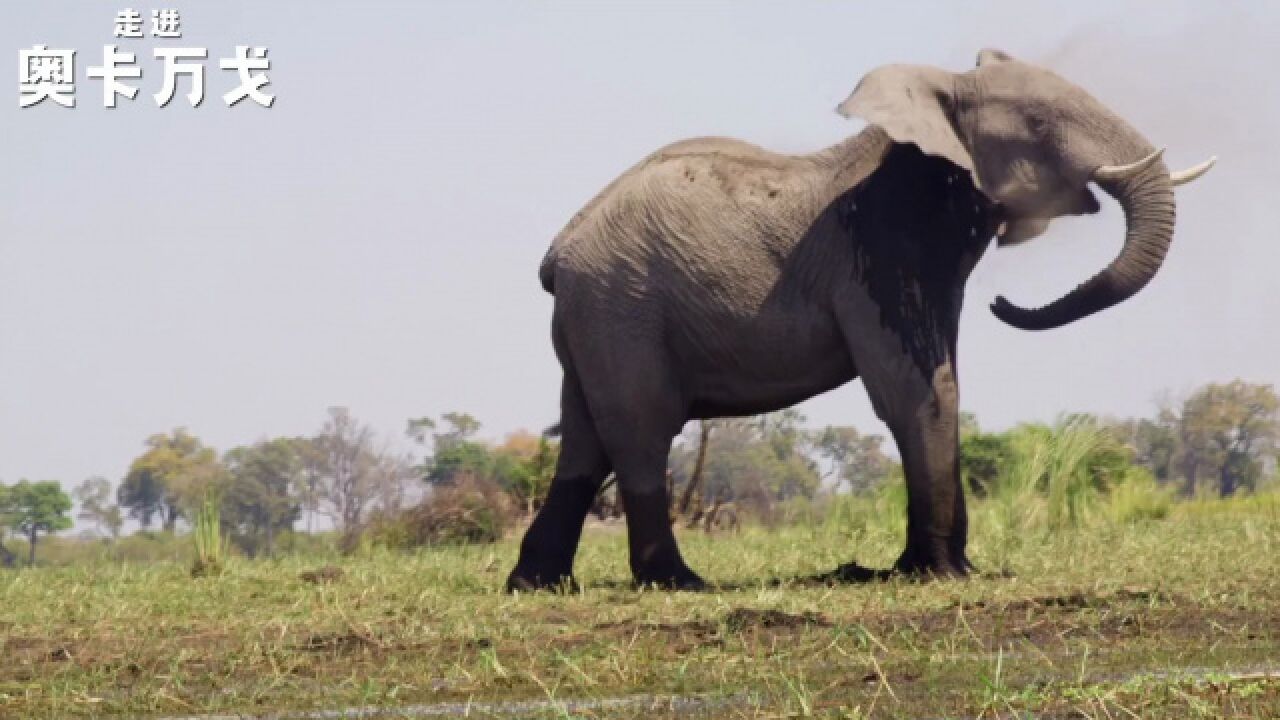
[
  {"x1": 118, "y1": 429, "x2": 225, "y2": 531},
  {"x1": 408, "y1": 413, "x2": 493, "y2": 485},
  {"x1": 4, "y1": 480, "x2": 72, "y2": 566},
  {"x1": 752, "y1": 410, "x2": 823, "y2": 501},
  {"x1": 1177, "y1": 381, "x2": 1279, "y2": 496},
  {"x1": 313, "y1": 407, "x2": 408, "y2": 533},
  {"x1": 433, "y1": 412, "x2": 481, "y2": 446},
  {"x1": 1107, "y1": 412, "x2": 1179, "y2": 485},
  {"x1": 758, "y1": 409, "x2": 812, "y2": 465},
  {"x1": 73, "y1": 476, "x2": 123, "y2": 540},
  {"x1": 222, "y1": 438, "x2": 306, "y2": 556},
  {"x1": 295, "y1": 437, "x2": 327, "y2": 534},
  {"x1": 814, "y1": 425, "x2": 894, "y2": 494},
  {"x1": 488, "y1": 430, "x2": 559, "y2": 515},
  {"x1": 668, "y1": 411, "x2": 822, "y2": 516},
  {"x1": 0, "y1": 484, "x2": 16, "y2": 567},
  {"x1": 426, "y1": 441, "x2": 493, "y2": 486},
  {"x1": 373, "y1": 450, "x2": 416, "y2": 518},
  {"x1": 407, "y1": 416, "x2": 562, "y2": 513},
  {"x1": 675, "y1": 421, "x2": 712, "y2": 517}
]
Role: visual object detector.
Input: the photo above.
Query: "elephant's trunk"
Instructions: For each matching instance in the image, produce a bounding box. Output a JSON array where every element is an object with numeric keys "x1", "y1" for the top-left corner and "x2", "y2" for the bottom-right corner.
[{"x1": 990, "y1": 159, "x2": 1176, "y2": 331}]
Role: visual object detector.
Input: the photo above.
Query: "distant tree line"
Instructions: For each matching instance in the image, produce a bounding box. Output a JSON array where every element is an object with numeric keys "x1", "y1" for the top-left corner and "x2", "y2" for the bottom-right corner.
[
  {"x1": 1113, "y1": 380, "x2": 1279, "y2": 496},
  {"x1": 961, "y1": 380, "x2": 1279, "y2": 499},
  {"x1": 0, "y1": 380, "x2": 1276, "y2": 565}
]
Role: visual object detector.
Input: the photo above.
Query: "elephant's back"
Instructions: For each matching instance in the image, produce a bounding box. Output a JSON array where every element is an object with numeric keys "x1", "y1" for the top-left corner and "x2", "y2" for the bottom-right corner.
[{"x1": 541, "y1": 138, "x2": 821, "y2": 296}]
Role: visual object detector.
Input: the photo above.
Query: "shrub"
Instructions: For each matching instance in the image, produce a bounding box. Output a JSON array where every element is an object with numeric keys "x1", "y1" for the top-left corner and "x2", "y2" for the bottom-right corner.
[
  {"x1": 1104, "y1": 468, "x2": 1174, "y2": 524},
  {"x1": 369, "y1": 474, "x2": 516, "y2": 549},
  {"x1": 272, "y1": 530, "x2": 340, "y2": 558},
  {"x1": 960, "y1": 432, "x2": 1015, "y2": 495},
  {"x1": 987, "y1": 417, "x2": 1131, "y2": 530},
  {"x1": 112, "y1": 531, "x2": 189, "y2": 564}
]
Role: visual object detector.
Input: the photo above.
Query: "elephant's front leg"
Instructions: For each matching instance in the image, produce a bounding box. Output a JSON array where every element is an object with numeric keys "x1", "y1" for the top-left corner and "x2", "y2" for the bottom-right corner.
[
  {"x1": 879, "y1": 362, "x2": 970, "y2": 576},
  {"x1": 838, "y1": 304, "x2": 971, "y2": 579}
]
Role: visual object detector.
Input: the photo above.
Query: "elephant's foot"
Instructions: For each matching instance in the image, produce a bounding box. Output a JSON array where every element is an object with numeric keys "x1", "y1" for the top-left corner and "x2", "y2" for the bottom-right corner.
[
  {"x1": 620, "y1": 488, "x2": 706, "y2": 591},
  {"x1": 632, "y1": 562, "x2": 707, "y2": 591},
  {"x1": 505, "y1": 479, "x2": 600, "y2": 594},
  {"x1": 811, "y1": 545, "x2": 972, "y2": 585},
  {"x1": 505, "y1": 541, "x2": 580, "y2": 593},
  {"x1": 893, "y1": 541, "x2": 973, "y2": 579},
  {"x1": 505, "y1": 566, "x2": 580, "y2": 593}
]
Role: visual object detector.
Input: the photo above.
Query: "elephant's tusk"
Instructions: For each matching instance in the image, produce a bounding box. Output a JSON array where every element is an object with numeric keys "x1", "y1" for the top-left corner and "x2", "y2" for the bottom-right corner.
[
  {"x1": 1169, "y1": 156, "x2": 1217, "y2": 186},
  {"x1": 1093, "y1": 148, "x2": 1165, "y2": 181}
]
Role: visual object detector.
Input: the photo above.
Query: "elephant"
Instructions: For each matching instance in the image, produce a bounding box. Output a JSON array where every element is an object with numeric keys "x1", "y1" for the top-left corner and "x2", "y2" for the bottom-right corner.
[{"x1": 507, "y1": 49, "x2": 1214, "y2": 591}]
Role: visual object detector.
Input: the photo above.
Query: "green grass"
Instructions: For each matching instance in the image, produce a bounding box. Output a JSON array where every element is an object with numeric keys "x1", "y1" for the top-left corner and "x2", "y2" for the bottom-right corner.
[{"x1": 2, "y1": 492, "x2": 1279, "y2": 718}]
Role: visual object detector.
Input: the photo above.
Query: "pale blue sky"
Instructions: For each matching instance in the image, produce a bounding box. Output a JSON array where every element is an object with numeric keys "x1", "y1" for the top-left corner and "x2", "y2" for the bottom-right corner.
[{"x1": 2, "y1": 2, "x2": 1275, "y2": 491}]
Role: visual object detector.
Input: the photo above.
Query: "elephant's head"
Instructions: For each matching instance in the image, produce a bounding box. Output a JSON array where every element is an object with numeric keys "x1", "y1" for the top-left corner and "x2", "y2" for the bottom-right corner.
[{"x1": 836, "y1": 48, "x2": 1215, "y2": 330}]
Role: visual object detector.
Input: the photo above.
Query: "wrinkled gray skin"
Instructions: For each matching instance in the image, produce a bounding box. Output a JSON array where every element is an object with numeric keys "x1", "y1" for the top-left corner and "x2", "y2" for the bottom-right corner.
[{"x1": 508, "y1": 49, "x2": 1190, "y2": 591}]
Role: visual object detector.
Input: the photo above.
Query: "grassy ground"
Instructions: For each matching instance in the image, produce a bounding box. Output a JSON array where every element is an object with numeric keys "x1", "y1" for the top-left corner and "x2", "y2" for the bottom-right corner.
[{"x1": 2, "y1": 493, "x2": 1279, "y2": 719}]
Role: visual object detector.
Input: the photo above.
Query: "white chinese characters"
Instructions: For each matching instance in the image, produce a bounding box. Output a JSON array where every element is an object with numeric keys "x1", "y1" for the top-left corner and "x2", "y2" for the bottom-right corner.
[
  {"x1": 19, "y1": 45, "x2": 76, "y2": 108},
  {"x1": 220, "y1": 46, "x2": 274, "y2": 108},
  {"x1": 114, "y1": 7, "x2": 181, "y2": 38},
  {"x1": 20, "y1": 9, "x2": 272, "y2": 109},
  {"x1": 154, "y1": 47, "x2": 206, "y2": 107},
  {"x1": 86, "y1": 45, "x2": 141, "y2": 107},
  {"x1": 151, "y1": 9, "x2": 182, "y2": 38},
  {"x1": 113, "y1": 9, "x2": 144, "y2": 38}
]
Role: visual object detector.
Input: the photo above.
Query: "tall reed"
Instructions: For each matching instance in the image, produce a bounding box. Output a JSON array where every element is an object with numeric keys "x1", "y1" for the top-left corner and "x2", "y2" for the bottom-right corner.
[{"x1": 191, "y1": 495, "x2": 226, "y2": 578}]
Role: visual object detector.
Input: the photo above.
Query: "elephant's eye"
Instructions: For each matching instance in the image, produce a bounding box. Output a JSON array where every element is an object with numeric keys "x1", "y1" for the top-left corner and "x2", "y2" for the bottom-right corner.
[{"x1": 1026, "y1": 113, "x2": 1050, "y2": 139}]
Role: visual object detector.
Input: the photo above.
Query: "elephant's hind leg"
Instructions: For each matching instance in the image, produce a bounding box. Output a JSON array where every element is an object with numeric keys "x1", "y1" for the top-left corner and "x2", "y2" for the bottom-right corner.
[
  {"x1": 615, "y1": 452, "x2": 705, "y2": 590},
  {"x1": 581, "y1": 356, "x2": 705, "y2": 590},
  {"x1": 506, "y1": 374, "x2": 611, "y2": 592}
]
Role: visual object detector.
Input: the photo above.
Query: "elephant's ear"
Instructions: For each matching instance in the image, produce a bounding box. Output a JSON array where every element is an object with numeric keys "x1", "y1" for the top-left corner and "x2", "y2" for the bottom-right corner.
[{"x1": 836, "y1": 64, "x2": 977, "y2": 185}]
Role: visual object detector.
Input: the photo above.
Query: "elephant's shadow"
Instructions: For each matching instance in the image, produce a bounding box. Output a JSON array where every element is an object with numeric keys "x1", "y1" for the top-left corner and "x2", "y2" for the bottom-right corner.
[
  {"x1": 560, "y1": 562, "x2": 1011, "y2": 593},
  {"x1": 545, "y1": 561, "x2": 926, "y2": 589}
]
